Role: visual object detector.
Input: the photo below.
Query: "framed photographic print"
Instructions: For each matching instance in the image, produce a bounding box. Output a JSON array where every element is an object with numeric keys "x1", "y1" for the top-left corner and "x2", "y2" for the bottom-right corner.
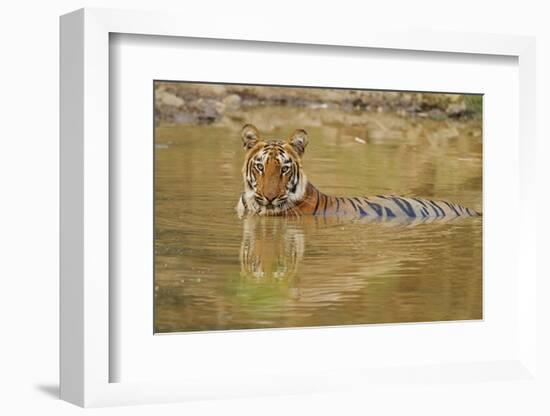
[{"x1": 60, "y1": 8, "x2": 538, "y2": 408}]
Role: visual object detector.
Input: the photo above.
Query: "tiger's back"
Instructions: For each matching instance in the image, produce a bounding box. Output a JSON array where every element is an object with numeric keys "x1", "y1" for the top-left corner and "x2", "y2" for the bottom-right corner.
[{"x1": 292, "y1": 182, "x2": 480, "y2": 219}]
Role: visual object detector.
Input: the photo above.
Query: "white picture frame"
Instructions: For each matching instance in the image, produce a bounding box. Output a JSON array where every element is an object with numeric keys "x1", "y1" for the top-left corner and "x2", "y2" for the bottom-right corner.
[{"x1": 60, "y1": 7, "x2": 537, "y2": 408}]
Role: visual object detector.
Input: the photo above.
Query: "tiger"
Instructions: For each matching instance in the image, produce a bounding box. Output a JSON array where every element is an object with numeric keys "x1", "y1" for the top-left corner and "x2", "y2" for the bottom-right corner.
[{"x1": 236, "y1": 124, "x2": 482, "y2": 219}]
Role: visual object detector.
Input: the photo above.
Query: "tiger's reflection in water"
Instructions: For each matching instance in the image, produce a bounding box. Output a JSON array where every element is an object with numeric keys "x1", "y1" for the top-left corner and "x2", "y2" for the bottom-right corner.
[
  {"x1": 238, "y1": 213, "x2": 475, "y2": 302},
  {"x1": 239, "y1": 216, "x2": 305, "y2": 299}
]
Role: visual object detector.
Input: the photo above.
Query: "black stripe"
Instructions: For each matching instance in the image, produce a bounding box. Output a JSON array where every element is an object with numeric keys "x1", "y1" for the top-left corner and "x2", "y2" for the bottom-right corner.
[
  {"x1": 322, "y1": 194, "x2": 329, "y2": 216},
  {"x1": 357, "y1": 205, "x2": 369, "y2": 217},
  {"x1": 443, "y1": 201, "x2": 461, "y2": 216},
  {"x1": 384, "y1": 207, "x2": 396, "y2": 217},
  {"x1": 367, "y1": 201, "x2": 383, "y2": 216},
  {"x1": 292, "y1": 164, "x2": 300, "y2": 192},
  {"x1": 347, "y1": 198, "x2": 358, "y2": 211},
  {"x1": 412, "y1": 198, "x2": 437, "y2": 218},
  {"x1": 290, "y1": 181, "x2": 297, "y2": 193},
  {"x1": 429, "y1": 200, "x2": 446, "y2": 217},
  {"x1": 353, "y1": 198, "x2": 368, "y2": 217},
  {"x1": 412, "y1": 198, "x2": 429, "y2": 208},
  {"x1": 335, "y1": 197, "x2": 340, "y2": 214},
  {"x1": 418, "y1": 198, "x2": 440, "y2": 217},
  {"x1": 312, "y1": 189, "x2": 321, "y2": 215},
  {"x1": 391, "y1": 197, "x2": 416, "y2": 218},
  {"x1": 247, "y1": 158, "x2": 256, "y2": 187},
  {"x1": 289, "y1": 165, "x2": 298, "y2": 193},
  {"x1": 425, "y1": 201, "x2": 441, "y2": 217}
]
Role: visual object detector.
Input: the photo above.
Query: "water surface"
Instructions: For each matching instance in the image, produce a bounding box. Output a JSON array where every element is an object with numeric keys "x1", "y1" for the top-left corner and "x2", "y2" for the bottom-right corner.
[{"x1": 154, "y1": 109, "x2": 482, "y2": 332}]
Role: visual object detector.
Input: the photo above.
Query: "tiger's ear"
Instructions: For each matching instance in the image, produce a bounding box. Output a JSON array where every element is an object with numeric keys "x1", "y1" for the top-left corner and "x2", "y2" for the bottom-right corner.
[
  {"x1": 241, "y1": 124, "x2": 260, "y2": 150},
  {"x1": 288, "y1": 129, "x2": 308, "y2": 156}
]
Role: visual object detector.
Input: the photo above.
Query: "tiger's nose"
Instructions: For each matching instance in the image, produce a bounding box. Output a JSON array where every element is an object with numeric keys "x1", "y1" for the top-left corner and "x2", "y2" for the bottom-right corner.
[{"x1": 265, "y1": 196, "x2": 276, "y2": 204}]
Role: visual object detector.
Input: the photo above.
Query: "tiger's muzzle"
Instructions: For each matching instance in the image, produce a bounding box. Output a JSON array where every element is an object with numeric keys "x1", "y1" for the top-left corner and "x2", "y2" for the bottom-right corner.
[{"x1": 255, "y1": 194, "x2": 288, "y2": 209}]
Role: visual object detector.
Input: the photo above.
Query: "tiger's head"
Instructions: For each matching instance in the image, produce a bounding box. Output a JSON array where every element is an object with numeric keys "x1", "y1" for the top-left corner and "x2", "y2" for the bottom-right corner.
[{"x1": 240, "y1": 124, "x2": 308, "y2": 216}]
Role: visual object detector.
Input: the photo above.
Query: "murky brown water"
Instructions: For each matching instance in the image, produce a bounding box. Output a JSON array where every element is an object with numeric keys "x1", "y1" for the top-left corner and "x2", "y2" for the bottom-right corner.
[{"x1": 154, "y1": 108, "x2": 482, "y2": 333}]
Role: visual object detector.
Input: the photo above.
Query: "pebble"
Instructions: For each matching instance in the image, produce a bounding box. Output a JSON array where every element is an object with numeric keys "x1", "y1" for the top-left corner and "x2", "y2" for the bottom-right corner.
[{"x1": 157, "y1": 91, "x2": 184, "y2": 107}]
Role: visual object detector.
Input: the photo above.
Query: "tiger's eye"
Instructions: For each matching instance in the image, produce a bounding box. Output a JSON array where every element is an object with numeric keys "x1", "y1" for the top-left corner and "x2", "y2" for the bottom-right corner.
[
  {"x1": 256, "y1": 163, "x2": 264, "y2": 172},
  {"x1": 281, "y1": 166, "x2": 290, "y2": 173}
]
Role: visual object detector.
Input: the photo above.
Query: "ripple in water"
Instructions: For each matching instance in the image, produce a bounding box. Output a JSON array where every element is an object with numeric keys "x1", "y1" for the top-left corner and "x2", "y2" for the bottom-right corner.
[{"x1": 154, "y1": 111, "x2": 482, "y2": 333}]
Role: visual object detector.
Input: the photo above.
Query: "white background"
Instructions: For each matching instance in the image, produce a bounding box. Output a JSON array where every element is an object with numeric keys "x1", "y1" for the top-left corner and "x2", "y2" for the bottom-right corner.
[
  {"x1": 112, "y1": 34, "x2": 519, "y2": 384},
  {"x1": 1, "y1": 1, "x2": 548, "y2": 415}
]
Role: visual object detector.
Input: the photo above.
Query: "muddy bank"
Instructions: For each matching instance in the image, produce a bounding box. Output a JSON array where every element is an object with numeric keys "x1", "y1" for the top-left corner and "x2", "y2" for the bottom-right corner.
[{"x1": 155, "y1": 82, "x2": 482, "y2": 126}]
